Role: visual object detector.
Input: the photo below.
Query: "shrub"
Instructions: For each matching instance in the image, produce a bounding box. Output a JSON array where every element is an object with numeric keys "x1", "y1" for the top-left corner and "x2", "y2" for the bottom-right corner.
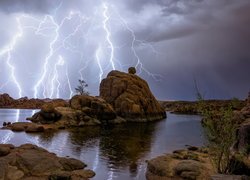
[{"x1": 75, "y1": 79, "x2": 89, "y2": 96}]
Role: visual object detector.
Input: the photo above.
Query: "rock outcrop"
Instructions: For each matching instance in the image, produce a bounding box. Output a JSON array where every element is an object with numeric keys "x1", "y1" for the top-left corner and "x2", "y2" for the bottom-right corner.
[
  {"x1": 0, "y1": 93, "x2": 69, "y2": 109},
  {"x1": 70, "y1": 95, "x2": 117, "y2": 121},
  {"x1": 0, "y1": 93, "x2": 14, "y2": 107},
  {"x1": 0, "y1": 144, "x2": 95, "y2": 180},
  {"x1": 28, "y1": 95, "x2": 123, "y2": 128},
  {"x1": 146, "y1": 147, "x2": 214, "y2": 180},
  {"x1": 100, "y1": 70, "x2": 166, "y2": 122},
  {"x1": 27, "y1": 70, "x2": 166, "y2": 127}
]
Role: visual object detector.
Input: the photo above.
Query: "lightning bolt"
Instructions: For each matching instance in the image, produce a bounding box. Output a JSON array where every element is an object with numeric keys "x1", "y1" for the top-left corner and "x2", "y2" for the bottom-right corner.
[
  {"x1": 0, "y1": 2, "x2": 162, "y2": 99},
  {"x1": 112, "y1": 5, "x2": 163, "y2": 81},
  {"x1": 34, "y1": 11, "x2": 90, "y2": 98},
  {"x1": 33, "y1": 15, "x2": 62, "y2": 99},
  {"x1": 66, "y1": 67, "x2": 74, "y2": 99},
  {"x1": 95, "y1": 45, "x2": 104, "y2": 83},
  {"x1": 0, "y1": 17, "x2": 23, "y2": 98},
  {"x1": 102, "y1": 3, "x2": 116, "y2": 70},
  {"x1": 50, "y1": 55, "x2": 64, "y2": 99}
]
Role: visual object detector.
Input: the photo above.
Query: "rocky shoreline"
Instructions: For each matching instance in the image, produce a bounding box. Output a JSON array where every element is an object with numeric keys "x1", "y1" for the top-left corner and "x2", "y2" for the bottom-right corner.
[
  {"x1": 146, "y1": 92, "x2": 250, "y2": 180},
  {"x1": 159, "y1": 99, "x2": 246, "y2": 115},
  {"x1": 0, "y1": 144, "x2": 95, "y2": 180},
  {"x1": 146, "y1": 146, "x2": 249, "y2": 180}
]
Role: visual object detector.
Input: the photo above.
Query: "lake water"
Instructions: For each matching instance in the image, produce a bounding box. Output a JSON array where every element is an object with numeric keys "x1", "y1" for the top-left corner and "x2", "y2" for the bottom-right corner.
[{"x1": 0, "y1": 109, "x2": 204, "y2": 180}]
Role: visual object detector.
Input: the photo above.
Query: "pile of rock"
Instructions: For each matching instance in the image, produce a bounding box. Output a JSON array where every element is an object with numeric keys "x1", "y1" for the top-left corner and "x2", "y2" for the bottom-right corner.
[
  {"x1": 27, "y1": 70, "x2": 166, "y2": 128},
  {"x1": 28, "y1": 95, "x2": 121, "y2": 128},
  {"x1": 0, "y1": 144, "x2": 95, "y2": 180}
]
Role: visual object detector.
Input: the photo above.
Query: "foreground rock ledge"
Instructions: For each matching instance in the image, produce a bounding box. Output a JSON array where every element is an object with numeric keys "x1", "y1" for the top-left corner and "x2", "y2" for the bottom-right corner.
[
  {"x1": 0, "y1": 144, "x2": 95, "y2": 180},
  {"x1": 146, "y1": 147, "x2": 250, "y2": 180},
  {"x1": 146, "y1": 147, "x2": 215, "y2": 180}
]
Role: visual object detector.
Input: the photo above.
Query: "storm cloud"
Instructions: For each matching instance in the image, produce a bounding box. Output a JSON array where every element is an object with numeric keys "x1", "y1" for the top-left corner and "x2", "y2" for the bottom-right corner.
[{"x1": 0, "y1": 0, "x2": 249, "y2": 100}]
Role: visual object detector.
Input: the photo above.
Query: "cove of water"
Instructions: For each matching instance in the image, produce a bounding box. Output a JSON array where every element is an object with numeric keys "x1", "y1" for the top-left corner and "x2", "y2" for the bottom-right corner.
[{"x1": 0, "y1": 109, "x2": 204, "y2": 180}]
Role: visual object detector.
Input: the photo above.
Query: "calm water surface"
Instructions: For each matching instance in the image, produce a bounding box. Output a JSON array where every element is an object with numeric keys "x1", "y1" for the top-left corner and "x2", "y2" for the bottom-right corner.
[{"x1": 0, "y1": 109, "x2": 204, "y2": 180}]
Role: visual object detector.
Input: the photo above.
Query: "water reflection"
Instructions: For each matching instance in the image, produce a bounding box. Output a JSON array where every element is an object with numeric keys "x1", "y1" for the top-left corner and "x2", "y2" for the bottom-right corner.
[
  {"x1": 1, "y1": 109, "x2": 20, "y2": 143},
  {"x1": 0, "y1": 110, "x2": 204, "y2": 180}
]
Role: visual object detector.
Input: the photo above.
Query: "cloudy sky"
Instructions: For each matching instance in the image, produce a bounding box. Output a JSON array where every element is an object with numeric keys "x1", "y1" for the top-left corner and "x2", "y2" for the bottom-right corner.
[{"x1": 0, "y1": 0, "x2": 249, "y2": 100}]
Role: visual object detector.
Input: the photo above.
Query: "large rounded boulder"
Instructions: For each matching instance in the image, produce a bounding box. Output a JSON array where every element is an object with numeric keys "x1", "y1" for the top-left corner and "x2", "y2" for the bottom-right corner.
[{"x1": 99, "y1": 70, "x2": 166, "y2": 122}]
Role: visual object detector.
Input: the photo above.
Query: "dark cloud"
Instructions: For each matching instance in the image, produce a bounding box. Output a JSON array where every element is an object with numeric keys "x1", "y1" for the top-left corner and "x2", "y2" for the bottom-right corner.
[
  {"x1": 0, "y1": 0, "x2": 249, "y2": 100},
  {"x1": 0, "y1": 0, "x2": 60, "y2": 14}
]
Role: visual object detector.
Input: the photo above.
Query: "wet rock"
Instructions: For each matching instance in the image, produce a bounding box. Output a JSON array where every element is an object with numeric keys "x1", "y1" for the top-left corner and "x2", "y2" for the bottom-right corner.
[
  {"x1": 100, "y1": 70, "x2": 166, "y2": 122},
  {"x1": 9, "y1": 122, "x2": 29, "y2": 131},
  {"x1": 4, "y1": 122, "x2": 45, "y2": 133},
  {"x1": 72, "y1": 169, "x2": 96, "y2": 179},
  {"x1": 25, "y1": 124, "x2": 45, "y2": 133},
  {"x1": 59, "y1": 157, "x2": 86, "y2": 171}
]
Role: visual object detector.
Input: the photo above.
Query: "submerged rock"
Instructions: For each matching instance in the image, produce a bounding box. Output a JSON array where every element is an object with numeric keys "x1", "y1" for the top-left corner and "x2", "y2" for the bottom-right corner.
[
  {"x1": 2, "y1": 122, "x2": 45, "y2": 132},
  {"x1": 100, "y1": 70, "x2": 166, "y2": 122},
  {"x1": 0, "y1": 143, "x2": 95, "y2": 180}
]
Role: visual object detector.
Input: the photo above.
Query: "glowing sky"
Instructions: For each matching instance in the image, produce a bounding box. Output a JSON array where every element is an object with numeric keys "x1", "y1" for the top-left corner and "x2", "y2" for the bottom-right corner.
[{"x1": 0, "y1": 0, "x2": 249, "y2": 100}]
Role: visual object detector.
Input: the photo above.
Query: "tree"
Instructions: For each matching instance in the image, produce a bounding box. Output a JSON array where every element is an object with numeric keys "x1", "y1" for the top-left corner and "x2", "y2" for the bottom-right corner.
[
  {"x1": 195, "y1": 79, "x2": 237, "y2": 174},
  {"x1": 75, "y1": 79, "x2": 89, "y2": 96},
  {"x1": 201, "y1": 105, "x2": 237, "y2": 174}
]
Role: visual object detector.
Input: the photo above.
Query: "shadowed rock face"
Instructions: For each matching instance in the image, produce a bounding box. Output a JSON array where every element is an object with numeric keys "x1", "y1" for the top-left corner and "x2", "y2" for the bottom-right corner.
[
  {"x1": 100, "y1": 70, "x2": 166, "y2": 122},
  {"x1": 70, "y1": 95, "x2": 117, "y2": 121}
]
